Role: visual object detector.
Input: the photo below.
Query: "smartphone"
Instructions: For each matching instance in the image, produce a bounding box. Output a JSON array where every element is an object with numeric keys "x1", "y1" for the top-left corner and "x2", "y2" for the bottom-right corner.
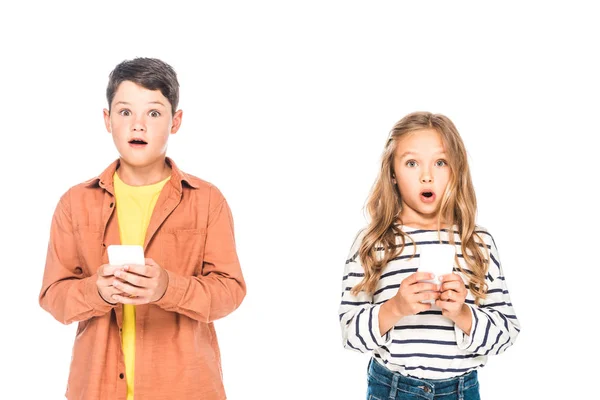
[
  {"x1": 417, "y1": 244, "x2": 456, "y2": 304},
  {"x1": 107, "y1": 244, "x2": 145, "y2": 266}
]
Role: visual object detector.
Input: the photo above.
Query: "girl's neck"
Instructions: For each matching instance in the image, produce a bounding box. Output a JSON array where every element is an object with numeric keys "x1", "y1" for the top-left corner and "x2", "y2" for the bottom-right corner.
[{"x1": 399, "y1": 217, "x2": 452, "y2": 231}]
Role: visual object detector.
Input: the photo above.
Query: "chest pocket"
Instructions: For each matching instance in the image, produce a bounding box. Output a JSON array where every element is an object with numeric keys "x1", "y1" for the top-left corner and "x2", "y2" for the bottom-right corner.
[
  {"x1": 74, "y1": 224, "x2": 104, "y2": 276},
  {"x1": 160, "y1": 228, "x2": 207, "y2": 276}
]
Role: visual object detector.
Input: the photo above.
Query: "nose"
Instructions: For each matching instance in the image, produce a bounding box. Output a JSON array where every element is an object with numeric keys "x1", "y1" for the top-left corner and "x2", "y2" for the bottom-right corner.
[
  {"x1": 420, "y1": 169, "x2": 433, "y2": 183},
  {"x1": 132, "y1": 115, "x2": 146, "y2": 132}
]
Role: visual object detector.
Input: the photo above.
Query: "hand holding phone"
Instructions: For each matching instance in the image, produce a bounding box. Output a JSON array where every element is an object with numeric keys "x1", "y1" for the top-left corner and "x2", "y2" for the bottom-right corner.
[
  {"x1": 104, "y1": 245, "x2": 168, "y2": 304},
  {"x1": 417, "y1": 244, "x2": 456, "y2": 304},
  {"x1": 107, "y1": 245, "x2": 145, "y2": 267},
  {"x1": 96, "y1": 245, "x2": 145, "y2": 304}
]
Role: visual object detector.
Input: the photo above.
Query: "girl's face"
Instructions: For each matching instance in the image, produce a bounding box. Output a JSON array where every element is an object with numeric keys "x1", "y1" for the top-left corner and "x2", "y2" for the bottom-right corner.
[{"x1": 392, "y1": 128, "x2": 451, "y2": 227}]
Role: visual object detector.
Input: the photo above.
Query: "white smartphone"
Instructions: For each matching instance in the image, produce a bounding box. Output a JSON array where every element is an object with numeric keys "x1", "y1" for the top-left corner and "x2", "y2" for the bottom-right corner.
[
  {"x1": 107, "y1": 245, "x2": 145, "y2": 266},
  {"x1": 417, "y1": 244, "x2": 456, "y2": 304}
]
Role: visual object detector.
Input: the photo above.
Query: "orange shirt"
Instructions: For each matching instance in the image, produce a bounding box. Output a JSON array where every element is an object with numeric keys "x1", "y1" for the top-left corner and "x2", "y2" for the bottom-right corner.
[{"x1": 39, "y1": 157, "x2": 246, "y2": 400}]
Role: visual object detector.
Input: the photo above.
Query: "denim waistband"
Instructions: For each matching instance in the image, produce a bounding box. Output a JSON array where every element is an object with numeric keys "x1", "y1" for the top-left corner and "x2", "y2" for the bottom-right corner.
[{"x1": 368, "y1": 358, "x2": 478, "y2": 399}]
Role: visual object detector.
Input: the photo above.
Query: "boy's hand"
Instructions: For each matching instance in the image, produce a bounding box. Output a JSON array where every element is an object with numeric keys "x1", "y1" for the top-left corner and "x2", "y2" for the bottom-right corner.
[
  {"x1": 435, "y1": 273, "x2": 468, "y2": 320},
  {"x1": 96, "y1": 264, "x2": 127, "y2": 305},
  {"x1": 110, "y1": 258, "x2": 169, "y2": 305}
]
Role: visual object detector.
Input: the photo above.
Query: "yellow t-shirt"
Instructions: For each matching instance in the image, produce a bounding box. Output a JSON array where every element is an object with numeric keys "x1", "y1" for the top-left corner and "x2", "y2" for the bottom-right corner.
[{"x1": 113, "y1": 171, "x2": 170, "y2": 400}]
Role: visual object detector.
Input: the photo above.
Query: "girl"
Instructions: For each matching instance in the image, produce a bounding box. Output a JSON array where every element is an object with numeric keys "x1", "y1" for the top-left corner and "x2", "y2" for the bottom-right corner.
[{"x1": 339, "y1": 112, "x2": 519, "y2": 400}]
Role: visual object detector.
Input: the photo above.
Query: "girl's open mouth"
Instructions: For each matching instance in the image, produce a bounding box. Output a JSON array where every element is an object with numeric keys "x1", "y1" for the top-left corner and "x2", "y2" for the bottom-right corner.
[{"x1": 420, "y1": 191, "x2": 436, "y2": 203}]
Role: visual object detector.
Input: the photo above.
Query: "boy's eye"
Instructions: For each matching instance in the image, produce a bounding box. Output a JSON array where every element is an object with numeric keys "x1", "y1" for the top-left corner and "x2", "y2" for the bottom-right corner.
[
  {"x1": 149, "y1": 110, "x2": 161, "y2": 117},
  {"x1": 119, "y1": 109, "x2": 131, "y2": 116},
  {"x1": 406, "y1": 160, "x2": 417, "y2": 167},
  {"x1": 436, "y1": 159, "x2": 447, "y2": 167}
]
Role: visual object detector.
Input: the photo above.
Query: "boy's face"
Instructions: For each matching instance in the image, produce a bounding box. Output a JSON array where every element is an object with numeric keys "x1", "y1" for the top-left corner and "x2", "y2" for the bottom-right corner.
[{"x1": 103, "y1": 81, "x2": 182, "y2": 169}]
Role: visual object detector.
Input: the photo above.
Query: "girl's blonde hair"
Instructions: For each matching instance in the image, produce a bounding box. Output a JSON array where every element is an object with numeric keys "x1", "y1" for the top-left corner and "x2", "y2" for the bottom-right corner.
[{"x1": 352, "y1": 111, "x2": 489, "y2": 305}]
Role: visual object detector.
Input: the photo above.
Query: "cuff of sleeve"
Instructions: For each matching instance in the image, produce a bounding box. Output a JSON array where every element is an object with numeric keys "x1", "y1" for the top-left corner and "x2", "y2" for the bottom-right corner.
[
  {"x1": 371, "y1": 304, "x2": 393, "y2": 347},
  {"x1": 455, "y1": 304, "x2": 475, "y2": 350},
  {"x1": 153, "y1": 269, "x2": 187, "y2": 310},
  {"x1": 84, "y1": 276, "x2": 117, "y2": 312}
]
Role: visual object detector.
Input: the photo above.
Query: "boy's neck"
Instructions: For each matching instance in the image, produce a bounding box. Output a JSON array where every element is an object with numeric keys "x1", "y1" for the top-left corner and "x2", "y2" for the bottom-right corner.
[{"x1": 116, "y1": 157, "x2": 172, "y2": 186}]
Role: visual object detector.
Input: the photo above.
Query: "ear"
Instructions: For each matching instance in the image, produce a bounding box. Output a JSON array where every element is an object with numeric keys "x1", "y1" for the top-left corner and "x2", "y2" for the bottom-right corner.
[
  {"x1": 170, "y1": 109, "x2": 183, "y2": 134},
  {"x1": 103, "y1": 109, "x2": 111, "y2": 133}
]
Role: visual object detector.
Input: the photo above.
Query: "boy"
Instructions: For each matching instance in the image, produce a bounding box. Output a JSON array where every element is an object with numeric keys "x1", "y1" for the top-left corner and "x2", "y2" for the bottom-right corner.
[{"x1": 39, "y1": 58, "x2": 246, "y2": 400}]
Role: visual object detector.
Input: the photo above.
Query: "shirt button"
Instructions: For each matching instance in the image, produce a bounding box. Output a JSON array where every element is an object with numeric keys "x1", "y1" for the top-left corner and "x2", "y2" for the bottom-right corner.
[{"x1": 119, "y1": 373, "x2": 124, "y2": 379}]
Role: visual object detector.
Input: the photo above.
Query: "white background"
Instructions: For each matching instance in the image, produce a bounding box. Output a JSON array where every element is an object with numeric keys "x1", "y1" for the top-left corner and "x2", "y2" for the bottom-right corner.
[{"x1": 1, "y1": 1, "x2": 598, "y2": 399}]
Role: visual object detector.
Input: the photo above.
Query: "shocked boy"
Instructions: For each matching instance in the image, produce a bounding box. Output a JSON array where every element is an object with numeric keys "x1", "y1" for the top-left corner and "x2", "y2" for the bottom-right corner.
[{"x1": 39, "y1": 57, "x2": 246, "y2": 400}]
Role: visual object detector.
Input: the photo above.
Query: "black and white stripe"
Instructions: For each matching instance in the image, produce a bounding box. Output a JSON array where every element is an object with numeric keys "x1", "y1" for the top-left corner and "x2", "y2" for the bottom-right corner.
[{"x1": 339, "y1": 226, "x2": 520, "y2": 380}]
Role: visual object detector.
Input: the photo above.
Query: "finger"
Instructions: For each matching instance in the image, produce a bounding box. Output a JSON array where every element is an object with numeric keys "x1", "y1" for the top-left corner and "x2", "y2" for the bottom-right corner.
[
  {"x1": 114, "y1": 269, "x2": 153, "y2": 289},
  {"x1": 442, "y1": 290, "x2": 454, "y2": 302},
  {"x1": 98, "y1": 285, "x2": 125, "y2": 303},
  {"x1": 437, "y1": 299, "x2": 461, "y2": 313},
  {"x1": 104, "y1": 284, "x2": 124, "y2": 294},
  {"x1": 145, "y1": 258, "x2": 158, "y2": 266},
  {"x1": 440, "y1": 281, "x2": 463, "y2": 292},
  {"x1": 436, "y1": 299, "x2": 452, "y2": 311},
  {"x1": 405, "y1": 272, "x2": 435, "y2": 285},
  {"x1": 435, "y1": 299, "x2": 446, "y2": 310},
  {"x1": 97, "y1": 274, "x2": 122, "y2": 289},
  {"x1": 441, "y1": 290, "x2": 465, "y2": 302},
  {"x1": 415, "y1": 291, "x2": 440, "y2": 303},
  {"x1": 98, "y1": 264, "x2": 124, "y2": 277},
  {"x1": 112, "y1": 279, "x2": 149, "y2": 297},
  {"x1": 124, "y1": 264, "x2": 157, "y2": 278},
  {"x1": 439, "y1": 273, "x2": 461, "y2": 283},
  {"x1": 413, "y1": 282, "x2": 440, "y2": 294}
]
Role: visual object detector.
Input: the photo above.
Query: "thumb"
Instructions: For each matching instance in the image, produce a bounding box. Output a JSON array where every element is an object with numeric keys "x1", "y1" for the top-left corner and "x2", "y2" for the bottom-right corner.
[{"x1": 145, "y1": 257, "x2": 158, "y2": 266}]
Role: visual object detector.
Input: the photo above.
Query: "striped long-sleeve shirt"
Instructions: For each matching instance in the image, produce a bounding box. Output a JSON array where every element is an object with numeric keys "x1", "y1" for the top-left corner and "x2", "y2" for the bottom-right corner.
[{"x1": 339, "y1": 225, "x2": 520, "y2": 380}]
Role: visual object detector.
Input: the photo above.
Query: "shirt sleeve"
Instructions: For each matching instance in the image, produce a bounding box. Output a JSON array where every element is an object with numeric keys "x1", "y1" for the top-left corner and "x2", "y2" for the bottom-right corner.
[
  {"x1": 339, "y1": 230, "x2": 393, "y2": 353},
  {"x1": 39, "y1": 191, "x2": 116, "y2": 325},
  {"x1": 455, "y1": 231, "x2": 520, "y2": 355},
  {"x1": 154, "y1": 186, "x2": 246, "y2": 322}
]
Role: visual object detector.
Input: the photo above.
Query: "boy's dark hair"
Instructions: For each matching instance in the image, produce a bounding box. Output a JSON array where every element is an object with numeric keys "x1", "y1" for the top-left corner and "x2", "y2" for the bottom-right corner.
[{"x1": 106, "y1": 57, "x2": 180, "y2": 114}]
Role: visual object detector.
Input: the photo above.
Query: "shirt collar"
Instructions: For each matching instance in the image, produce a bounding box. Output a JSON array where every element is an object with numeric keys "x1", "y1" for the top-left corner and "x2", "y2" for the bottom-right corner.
[{"x1": 85, "y1": 157, "x2": 200, "y2": 193}]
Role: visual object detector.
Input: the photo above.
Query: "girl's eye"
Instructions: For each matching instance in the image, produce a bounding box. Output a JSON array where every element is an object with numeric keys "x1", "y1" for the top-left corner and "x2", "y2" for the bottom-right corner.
[
  {"x1": 406, "y1": 160, "x2": 417, "y2": 167},
  {"x1": 149, "y1": 110, "x2": 161, "y2": 117},
  {"x1": 119, "y1": 109, "x2": 131, "y2": 116},
  {"x1": 436, "y1": 159, "x2": 447, "y2": 167}
]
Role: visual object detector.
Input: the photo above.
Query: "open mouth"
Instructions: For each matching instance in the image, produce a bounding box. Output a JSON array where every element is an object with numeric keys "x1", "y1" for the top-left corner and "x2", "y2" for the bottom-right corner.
[
  {"x1": 128, "y1": 138, "x2": 148, "y2": 146},
  {"x1": 420, "y1": 191, "x2": 436, "y2": 202}
]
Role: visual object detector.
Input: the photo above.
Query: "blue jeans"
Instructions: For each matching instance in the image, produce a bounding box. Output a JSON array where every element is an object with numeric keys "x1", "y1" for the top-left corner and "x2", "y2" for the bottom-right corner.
[{"x1": 367, "y1": 359, "x2": 480, "y2": 400}]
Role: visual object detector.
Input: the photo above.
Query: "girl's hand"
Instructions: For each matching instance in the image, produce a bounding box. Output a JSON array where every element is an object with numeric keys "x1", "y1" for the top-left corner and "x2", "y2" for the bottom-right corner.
[
  {"x1": 436, "y1": 273, "x2": 468, "y2": 320},
  {"x1": 389, "y1": 272, "x2": 441, "y2": 318}
]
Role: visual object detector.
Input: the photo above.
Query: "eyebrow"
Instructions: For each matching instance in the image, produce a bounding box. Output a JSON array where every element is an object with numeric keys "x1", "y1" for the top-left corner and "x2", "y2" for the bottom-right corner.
[
  {"x1": 114, "y1": 101, "x2": 166, "y2": 107},
  {"x1": 399, "y1": 150, "x2": 446, "y2": 159}
]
